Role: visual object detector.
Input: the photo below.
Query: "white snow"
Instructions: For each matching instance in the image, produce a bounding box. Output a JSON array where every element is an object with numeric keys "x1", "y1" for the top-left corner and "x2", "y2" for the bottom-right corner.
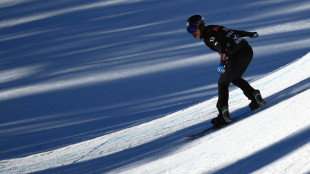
[
  {"x1": 1, "y1": 50, "x2": 310, "y2": 174},
  {"x1": 110, "y1": 53, "x2": 310, "y2": 174},
  {"x1": 0, "y1": 0, "x2": 310, "y2": 174}
]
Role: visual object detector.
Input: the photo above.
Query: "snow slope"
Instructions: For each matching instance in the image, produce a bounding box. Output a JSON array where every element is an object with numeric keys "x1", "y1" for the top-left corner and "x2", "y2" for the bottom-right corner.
[
  {"x1": 0, "y1": 0, "x2": 310, "y2": 173},
  {"x1": 1, "y1": 50, "x2": 310, "y2": 173},
  {"x1": 1, "y1": 52, "x2": 310, "y2": 174},
  {"x1": 110, "y1": 52, "x2": 310, "y2": 174}
]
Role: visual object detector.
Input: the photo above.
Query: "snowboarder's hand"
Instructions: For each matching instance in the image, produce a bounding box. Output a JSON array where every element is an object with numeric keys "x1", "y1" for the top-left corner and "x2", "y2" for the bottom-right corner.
[
  {"x1": 217, "y1": 65, "x2": 226, "y2": 73},
  {"x1": 251, "y1": 32, "x2": 259, "y2": 38}
]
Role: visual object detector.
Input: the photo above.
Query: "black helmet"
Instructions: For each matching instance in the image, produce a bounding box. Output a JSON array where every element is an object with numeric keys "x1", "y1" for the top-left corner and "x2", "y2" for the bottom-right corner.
[{"x1": 186, "y1": 15, "x2": 205, "y2": 33}]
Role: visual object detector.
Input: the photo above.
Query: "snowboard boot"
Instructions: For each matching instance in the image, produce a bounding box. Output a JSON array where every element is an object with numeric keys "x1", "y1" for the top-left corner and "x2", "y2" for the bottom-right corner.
[
  {"x1": 211, "y1": 114, "x2": 228, "y2": 127},
  {"x1": 211, "y1": 105, "x2": 231, "y2": 127},
  {"x1": 249, "y1": 90, "x2": 266, "y2": 111}
]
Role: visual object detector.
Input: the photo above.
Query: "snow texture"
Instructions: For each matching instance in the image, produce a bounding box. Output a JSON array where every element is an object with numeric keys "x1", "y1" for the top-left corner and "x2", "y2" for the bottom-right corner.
[{"x1": 0, "y1": 0, "x2": 309, "y2": 173}]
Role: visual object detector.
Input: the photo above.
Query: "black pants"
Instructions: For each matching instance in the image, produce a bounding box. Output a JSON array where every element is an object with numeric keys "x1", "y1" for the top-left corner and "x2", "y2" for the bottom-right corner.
[{"x1": 217, "y1": 44, "x2": 255, "y2": 110}]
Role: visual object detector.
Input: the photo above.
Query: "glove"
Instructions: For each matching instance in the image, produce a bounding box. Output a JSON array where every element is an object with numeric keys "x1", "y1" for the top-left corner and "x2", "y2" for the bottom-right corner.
[
  {"x1": 217, "y1": 65, "x2": 226, "y2": 73},
  {"x1": 251, "y1": 32, "x2": 259, "y2": 38}
]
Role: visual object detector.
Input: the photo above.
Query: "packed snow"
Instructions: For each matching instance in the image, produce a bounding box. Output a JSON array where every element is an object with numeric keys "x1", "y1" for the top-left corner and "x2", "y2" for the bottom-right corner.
[{"x1": 0, "y1": 0, "x2": 309, "y2": 173}]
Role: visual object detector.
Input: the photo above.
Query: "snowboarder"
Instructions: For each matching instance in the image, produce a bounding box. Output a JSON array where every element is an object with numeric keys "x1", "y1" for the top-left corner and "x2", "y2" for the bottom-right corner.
[{"x1": 186, "y1": 15, "x2": 265, "y2": 126}]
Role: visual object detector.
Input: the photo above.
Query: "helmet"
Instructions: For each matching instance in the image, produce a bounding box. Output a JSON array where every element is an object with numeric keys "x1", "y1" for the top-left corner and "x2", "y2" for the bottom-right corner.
[{"x1": 186, "y1": 15, "x2": 205, "y2": 33}]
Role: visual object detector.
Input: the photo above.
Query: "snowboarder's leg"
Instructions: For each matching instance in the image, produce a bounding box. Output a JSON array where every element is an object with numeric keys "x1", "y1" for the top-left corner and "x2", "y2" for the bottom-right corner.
[
  {"x1": 249, "y1": 90, "x2": 266, "y2": 111},
  {"x1": 232, "y1": 79, "x2": 265, "y2": 111},
  {"x1": 217, "y1": 79, "x2": 230, "y2": 109},
  {"x1": 229, "y1": 44, "x2": 253, "y2": 77},
  {"x1": 211, "y1": 102, "x2": 231, "y2": 126},
  {"x1": 230, "y1": 44, "x2": 265, "y2": 110},
  {"x1": 218, "y1": 103, "x2": 231, "y2": 122},
  {"x1": 212, "y1": 75, "x2": 232, "y2": 126},
  {"x1": 232, "y1": 78, "x2": 256, "y2": 100}
]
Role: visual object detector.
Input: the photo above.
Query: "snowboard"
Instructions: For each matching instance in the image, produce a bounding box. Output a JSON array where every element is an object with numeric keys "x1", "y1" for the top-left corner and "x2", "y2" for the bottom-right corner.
[
  {"x1": 183, "y1": 100, "x2": 267, "y2": 140},
  {"x1": 183, "y1": 126, "x2": 216, "y2": 140},
  {"x1": 183, "y1": 117, "x2": 238, "y2": 140}
]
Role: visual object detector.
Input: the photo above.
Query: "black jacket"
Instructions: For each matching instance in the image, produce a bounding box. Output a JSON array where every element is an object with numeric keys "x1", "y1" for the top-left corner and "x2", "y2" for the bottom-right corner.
[{"x1": 202, "y1": 25, "x2": 255, "y2": 56}]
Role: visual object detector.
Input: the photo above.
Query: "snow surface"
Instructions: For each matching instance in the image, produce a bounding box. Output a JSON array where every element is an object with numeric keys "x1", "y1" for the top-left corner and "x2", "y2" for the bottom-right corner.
[{"x1": 0, "y1": 0, "x2": 310, "y2": 173}]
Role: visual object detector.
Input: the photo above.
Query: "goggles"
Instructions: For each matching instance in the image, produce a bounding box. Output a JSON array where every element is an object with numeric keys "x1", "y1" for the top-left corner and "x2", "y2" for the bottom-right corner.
[{"x1": 187, "y1": 27, "x2": 197, "y2": 33}]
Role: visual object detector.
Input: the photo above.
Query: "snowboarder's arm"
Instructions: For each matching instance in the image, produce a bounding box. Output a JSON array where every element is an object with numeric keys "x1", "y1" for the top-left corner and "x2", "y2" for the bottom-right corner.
[
  {"x1": 232, "y1": 30, "x2": 259, "y2": 38},
  {"x1": 220, "y1": 53, "x2": 227, "y2": 65},
  {"x1": 217, "y1": 53, "x2": 227, "y2": 73}
]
